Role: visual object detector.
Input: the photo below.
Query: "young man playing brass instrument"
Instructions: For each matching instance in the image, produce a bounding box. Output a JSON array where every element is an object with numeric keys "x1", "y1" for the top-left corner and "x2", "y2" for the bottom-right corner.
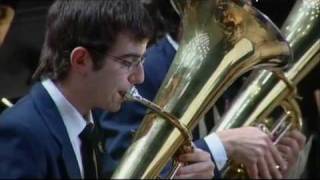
[{"x1": 0, "y1": 0, "x2": 214, "y2": 178}]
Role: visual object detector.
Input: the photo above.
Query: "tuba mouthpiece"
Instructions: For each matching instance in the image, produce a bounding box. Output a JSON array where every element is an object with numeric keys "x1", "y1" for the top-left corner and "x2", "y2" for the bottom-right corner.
[
  {"x1": 125, "y1": 86, "x2": 163, "y2": 113},
  {"x1": 125, "y1": 86, "x2": 143, "y2": 102}
]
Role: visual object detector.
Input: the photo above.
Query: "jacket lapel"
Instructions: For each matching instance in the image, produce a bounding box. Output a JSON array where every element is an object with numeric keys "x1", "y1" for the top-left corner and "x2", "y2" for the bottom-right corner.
[{"x1": 30, "y1": 83, "x2": 82, "y2": 178}]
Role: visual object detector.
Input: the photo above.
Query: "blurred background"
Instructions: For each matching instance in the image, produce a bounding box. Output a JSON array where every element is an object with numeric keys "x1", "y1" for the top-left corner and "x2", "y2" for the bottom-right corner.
[{"x1": 0, "y1": 0, "x2": 319, "y2": 177}]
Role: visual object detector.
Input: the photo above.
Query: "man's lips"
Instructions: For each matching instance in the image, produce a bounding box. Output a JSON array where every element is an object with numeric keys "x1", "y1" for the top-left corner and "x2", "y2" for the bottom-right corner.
[{"x1": 119, "y1": 91, "x2": 127, "y2": 99}]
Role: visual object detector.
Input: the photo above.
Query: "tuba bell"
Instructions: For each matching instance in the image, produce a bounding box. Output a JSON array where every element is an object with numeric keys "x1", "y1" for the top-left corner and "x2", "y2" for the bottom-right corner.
[
  {"x1": 214, "y1": 0, "x2": 320, "y2": 178},
  {"x1": 112, "y1": 0, "x2": 292, "y2": 178}
]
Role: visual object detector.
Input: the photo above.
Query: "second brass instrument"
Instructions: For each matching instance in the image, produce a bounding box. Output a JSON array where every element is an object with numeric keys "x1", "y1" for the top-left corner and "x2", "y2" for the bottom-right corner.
[{"x1": 214, "y1": 0, "x2": 320, "y2": 177}]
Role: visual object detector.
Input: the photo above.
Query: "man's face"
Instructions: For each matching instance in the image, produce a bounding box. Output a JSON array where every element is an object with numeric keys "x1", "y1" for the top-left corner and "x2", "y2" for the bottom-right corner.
[{"x1": 88, "y1": 32, "x2": 148, "y2": 112}]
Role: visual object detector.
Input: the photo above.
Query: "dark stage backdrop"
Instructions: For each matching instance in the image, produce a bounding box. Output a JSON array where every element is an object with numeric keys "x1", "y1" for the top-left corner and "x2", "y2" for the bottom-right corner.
[{"x1": 0, "y1": 0, "x2": 318, "y2": 177}]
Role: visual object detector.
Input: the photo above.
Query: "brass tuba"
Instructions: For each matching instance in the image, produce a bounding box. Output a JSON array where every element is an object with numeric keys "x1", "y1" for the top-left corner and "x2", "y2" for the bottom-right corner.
[
  {"x1": 112, "y1": 0, "x2": 292, "y2": 178},
  {"x1": 214, "y1": 0, "x2": 320, "y2": 177}
]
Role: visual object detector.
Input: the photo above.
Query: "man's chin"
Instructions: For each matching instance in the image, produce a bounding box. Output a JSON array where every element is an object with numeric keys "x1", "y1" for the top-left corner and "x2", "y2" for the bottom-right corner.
[{"x1": 106, "y1": 104, "x2": 122, "y2": 113}]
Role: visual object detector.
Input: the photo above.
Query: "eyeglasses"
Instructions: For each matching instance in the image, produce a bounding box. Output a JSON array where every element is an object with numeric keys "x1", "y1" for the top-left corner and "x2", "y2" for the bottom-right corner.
[
  {"x1": 80, "y1": 45, "x2": 145, "y2": 72},
  {"x1": 108, "y1": 55, "x2": 145, "y2": 72}
]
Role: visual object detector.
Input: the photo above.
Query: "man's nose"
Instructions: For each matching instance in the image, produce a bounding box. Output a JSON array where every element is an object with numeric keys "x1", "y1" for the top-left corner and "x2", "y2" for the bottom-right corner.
[{"x1": 129, "y1": 63, "x2": 145, "y2": 85}]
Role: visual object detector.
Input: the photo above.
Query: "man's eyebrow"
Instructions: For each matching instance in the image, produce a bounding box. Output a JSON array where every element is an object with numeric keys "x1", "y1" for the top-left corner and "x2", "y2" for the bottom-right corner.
[{"x1": 117, "y1": 53, "x2": 144, "y2": 59}]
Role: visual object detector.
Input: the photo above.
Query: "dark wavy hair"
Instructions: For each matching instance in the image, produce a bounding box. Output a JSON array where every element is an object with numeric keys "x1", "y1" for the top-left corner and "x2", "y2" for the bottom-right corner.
[{"x1": 33, "y1": 0, "x2": 153, "y2": 81}]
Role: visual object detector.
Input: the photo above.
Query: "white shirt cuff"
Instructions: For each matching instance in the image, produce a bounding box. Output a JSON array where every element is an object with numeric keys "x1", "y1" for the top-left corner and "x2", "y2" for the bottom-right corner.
[{"x1": 204, "y1": 133, "x2": 228, "y2": 170}]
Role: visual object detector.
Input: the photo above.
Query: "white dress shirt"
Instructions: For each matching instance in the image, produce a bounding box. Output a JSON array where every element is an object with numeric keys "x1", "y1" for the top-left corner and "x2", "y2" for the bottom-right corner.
[
  {"x1": 42, "y1": 78, "x2": 94, "y2": 178},
  {"x1": 166, "y1": 34, "x2": 228, "y2": 170}
]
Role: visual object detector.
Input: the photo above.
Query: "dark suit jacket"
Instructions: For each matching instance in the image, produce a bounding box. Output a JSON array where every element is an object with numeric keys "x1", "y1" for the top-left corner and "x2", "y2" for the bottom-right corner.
[
  {"x1": 0, "y1": 83, "x2": 81, "y2": 178},
  {"x1": 99, "y1": 37, "x2": 220, "y2": 178}
]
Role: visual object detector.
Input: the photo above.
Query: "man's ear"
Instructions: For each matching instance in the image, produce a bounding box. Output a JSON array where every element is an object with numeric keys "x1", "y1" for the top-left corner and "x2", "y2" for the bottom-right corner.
[{"x1": 70, "y1": 47, "x2": 92, "y2": 75}]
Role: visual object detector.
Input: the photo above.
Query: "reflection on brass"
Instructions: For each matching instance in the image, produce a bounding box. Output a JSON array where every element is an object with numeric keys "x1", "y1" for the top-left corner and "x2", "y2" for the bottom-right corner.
[
  {"x1": 214, "y1": 0, "x2": 320, "y2": 178},
  {"x1": 0, "y1": 5, "x2": 15, "y2": 46},
  {"x1": 112, "y1": 0, "x2": 292, "y2": 178}
]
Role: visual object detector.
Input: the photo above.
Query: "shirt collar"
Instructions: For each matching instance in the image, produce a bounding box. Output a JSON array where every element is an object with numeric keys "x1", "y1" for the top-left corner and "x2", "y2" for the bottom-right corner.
[
  {"x1": 41, "y1": 78, "x2": 94, "y2": 143},
  {"x1": 166, "y1": 33, "x2": 179, "y2": 51}
]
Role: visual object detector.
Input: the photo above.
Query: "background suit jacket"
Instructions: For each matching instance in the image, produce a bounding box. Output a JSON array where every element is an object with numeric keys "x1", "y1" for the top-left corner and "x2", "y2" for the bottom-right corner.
[
  {"x1": 99, "y1": 37, "x2": 220, "y2": 177},
  {"x1": 0, "y1": 83, "x2": 82, "y2": 178}
]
